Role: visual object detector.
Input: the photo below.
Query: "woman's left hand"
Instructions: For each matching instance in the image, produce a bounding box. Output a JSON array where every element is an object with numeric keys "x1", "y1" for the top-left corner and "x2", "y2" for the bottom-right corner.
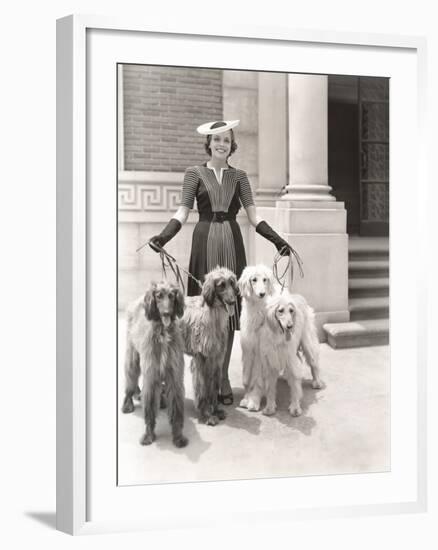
[
  {"x1": 255, "y1": 220, "x2": 291, "y2": 256},
  {"x1": 277, "y1": 243, "x2": 291, "y2": 256}
]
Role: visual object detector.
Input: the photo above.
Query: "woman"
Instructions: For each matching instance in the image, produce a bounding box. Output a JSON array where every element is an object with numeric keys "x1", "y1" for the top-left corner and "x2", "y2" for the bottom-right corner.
[{"x1": 149, "y1": 120, "x2": 290, "y2": 405}]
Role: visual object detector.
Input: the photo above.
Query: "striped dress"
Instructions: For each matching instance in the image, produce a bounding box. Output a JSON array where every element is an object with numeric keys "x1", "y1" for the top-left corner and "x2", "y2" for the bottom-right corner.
[{"x1": 181, "y1": 163, "x2": 255, "y2": 330}]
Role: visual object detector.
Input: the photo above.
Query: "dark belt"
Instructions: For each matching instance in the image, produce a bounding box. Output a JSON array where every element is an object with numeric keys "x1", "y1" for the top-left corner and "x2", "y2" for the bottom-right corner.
[{"x1": 199, "y1": 211, "x2": 236, "y2": 223}]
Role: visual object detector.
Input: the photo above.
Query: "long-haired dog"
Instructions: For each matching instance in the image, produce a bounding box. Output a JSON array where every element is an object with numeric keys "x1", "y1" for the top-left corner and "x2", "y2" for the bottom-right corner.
[
  {"x1": 238, "y1": 265, "x2": 323, "y2": 414},
  {"x1": 259, "y1": 292, "x2": 321, "y2": 416},
  {"x1": 180, "y1": 267, "x2": 238, "y2": 426},
  {"x1": 238, "y1": 265, "x2": 275, "y2": 410},
  {"x1": 121, "y1": 281, "x2": 188, "y2": 448}
]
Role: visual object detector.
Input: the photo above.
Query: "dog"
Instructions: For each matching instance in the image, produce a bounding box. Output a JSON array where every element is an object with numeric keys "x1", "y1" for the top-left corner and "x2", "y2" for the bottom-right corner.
[
  {"x1": 238, "y1": 265, "x2": 322, "y2": 415},
  {"x1": 121, "y1": 281, "x2": 188, "y2": 448},
  {"x1": 238, "y1": 264, "x2": 275, "y2": 409},
  {"x1": 259, "y1": 292, "x2": 321, "y2": 416},
  {"x1": 180, "y1": 267, "x2": 238, "y2": 426}
]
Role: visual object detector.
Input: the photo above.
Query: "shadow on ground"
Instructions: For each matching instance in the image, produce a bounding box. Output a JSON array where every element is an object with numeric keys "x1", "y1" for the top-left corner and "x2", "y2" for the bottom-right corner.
[
  {"x1": 129, "y1": 399, "x2": 214, "y2": 462},
  {"x1": 254, "y1": 378, "x2": 322, "y2": 436},
  {"x1": 129, "y1": 393, "x2": 263, "y2": 459}
]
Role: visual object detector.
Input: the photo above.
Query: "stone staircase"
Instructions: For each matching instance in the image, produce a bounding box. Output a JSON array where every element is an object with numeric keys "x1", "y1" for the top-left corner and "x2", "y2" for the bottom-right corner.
[{"x1": 323, "y1": 237, "x2": 389, "y2": 348}]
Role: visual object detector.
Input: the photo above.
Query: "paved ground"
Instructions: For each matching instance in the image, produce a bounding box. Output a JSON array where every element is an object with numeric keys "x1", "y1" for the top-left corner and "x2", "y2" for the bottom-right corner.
[{"x1": 117, "y1": 317, "x2": 390, "y2": 486}]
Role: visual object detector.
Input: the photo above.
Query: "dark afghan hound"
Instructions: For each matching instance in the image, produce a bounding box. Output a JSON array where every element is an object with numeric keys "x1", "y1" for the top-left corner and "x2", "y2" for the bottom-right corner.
[
  {"x1": 121, "y1": 281, "x2": 188, "y2": 448},
  {"x1": 180, "y1": 267, "x2": 238, "y2": 426}
]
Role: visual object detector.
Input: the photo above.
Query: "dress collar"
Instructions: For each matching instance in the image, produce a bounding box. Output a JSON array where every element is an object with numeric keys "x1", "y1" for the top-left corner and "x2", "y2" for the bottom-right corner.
[{"x1": 203, "y1": 161, "x2": 235, "y2": 174}]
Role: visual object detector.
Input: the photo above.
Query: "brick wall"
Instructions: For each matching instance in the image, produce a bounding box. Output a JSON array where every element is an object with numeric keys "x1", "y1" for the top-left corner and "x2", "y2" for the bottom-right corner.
[{"x1": 123, "y1": 65, "x2": 223, "y2": 172}]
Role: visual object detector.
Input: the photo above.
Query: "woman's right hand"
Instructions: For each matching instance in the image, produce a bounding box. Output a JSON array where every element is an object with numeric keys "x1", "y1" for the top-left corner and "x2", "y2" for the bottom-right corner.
[
  {"x1": 147, "y1": 218, "x2": 182, "y2": 253},
  {"x1": 149, "y1": 235, "x2": 164, "y2": 253}
]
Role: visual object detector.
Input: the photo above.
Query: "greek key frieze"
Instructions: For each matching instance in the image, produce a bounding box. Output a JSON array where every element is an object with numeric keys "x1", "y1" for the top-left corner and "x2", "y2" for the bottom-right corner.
[{"x1": 118, "y1": 183, "x2": 181, "y2": 211}]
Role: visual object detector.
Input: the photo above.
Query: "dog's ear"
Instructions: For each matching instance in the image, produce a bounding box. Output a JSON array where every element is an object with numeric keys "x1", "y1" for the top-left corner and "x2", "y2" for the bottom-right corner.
[
  {"x1": 265, "y1": 298, "x2": 280, "y2": 333},
  {"x1": 172, "y1": 286, "x2": 185, "y2": 318},
  {"x1": 291, "y1": 305, "x2": 297, "y2": 328},
  {"x1": 230, "y1": 273, "x2": 239, "y2": 297},
  {"x1": 202, "y1": 274, "x2": 216, "y2": 307},
  {"x1": 238, "y1": 268, "x2": 252, "y2": 299},
  {"x1": 264, "y1": 267, "x2": 275, "y2": 295},
  {"x1": 290, "y1": 302, "x2": 301, "y2": 332},
  {"x1": 144, "y1": 283, "x2": 159, "y2": 321}
]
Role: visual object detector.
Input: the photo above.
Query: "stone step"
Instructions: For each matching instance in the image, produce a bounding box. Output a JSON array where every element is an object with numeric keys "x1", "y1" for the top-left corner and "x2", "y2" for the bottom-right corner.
[
  {"x1": 349, "y1": 296, "x2": 389, "y2": 320},
  {"x1": 348, "y1": 236, "x2": 389, "y2": 253},
  {"x1": 340, "y1": 237, "x2": 391, "y2": 348},
  {"x1": 349, "y1": 277, "x2": 389, "y2": 298},
  {"x1": 349, "y1": 251, "x2": 389, "y2": 261},
  {"x1": 349, "y1": 237, "x2": 389, "y2": 261},
  {"x1": 323, "y1": 319, "x2": 389, "y2": 349},
  {"x1": 349, "y1": 260, "x2": 389, "y2": 278}
]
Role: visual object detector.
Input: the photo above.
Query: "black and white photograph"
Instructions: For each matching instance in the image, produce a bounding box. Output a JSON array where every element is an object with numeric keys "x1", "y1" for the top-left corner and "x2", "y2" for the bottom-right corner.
[
  {"x1": 3, "y1": 0, "x2": 432, "y2": 542},
  {"x1": 117, "y1": 65, "x2": 390, "y2": 485}
]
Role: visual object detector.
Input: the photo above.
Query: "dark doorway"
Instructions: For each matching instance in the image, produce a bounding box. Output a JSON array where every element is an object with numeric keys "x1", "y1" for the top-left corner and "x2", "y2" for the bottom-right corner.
[
  {"x1": 328, "y1": 76, "x2": 360, "y2": 234},
  {"x1": 328, "y1": 75, "x2": 389, "y2": 237}
]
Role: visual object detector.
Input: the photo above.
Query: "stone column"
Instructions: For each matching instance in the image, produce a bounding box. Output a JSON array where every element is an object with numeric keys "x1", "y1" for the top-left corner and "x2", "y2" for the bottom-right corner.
[
  {"x1": 253, "y1": 73, "x2": 288, "y2": 266},
  {"x1": 278, "y1": 74, "x2": 349, "y2": 338},
  {"x1": 257, "y1": 72, "x2": 288, "y2": 206}
]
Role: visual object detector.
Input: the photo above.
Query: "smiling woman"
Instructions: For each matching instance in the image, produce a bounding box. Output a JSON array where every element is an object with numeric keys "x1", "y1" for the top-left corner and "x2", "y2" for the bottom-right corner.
[{"x1": 149, "y1": 119, "x2": 292, "y2": 405}]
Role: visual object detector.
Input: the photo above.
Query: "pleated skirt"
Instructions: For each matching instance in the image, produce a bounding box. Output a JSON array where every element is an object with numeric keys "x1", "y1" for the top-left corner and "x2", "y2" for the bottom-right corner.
[{"x1": 187, "y1": 219, "x2": 246, "y2": 330}]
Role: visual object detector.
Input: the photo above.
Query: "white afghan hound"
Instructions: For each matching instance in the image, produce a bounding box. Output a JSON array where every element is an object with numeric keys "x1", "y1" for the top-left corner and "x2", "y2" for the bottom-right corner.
[
  {"x1": 121, "y1": 281, "x2": 188, "y2": 448},
  {"x1": 260, "y1": 292, "x2": 321, "y2": 416},
  {"x1": 238, "y1": 265, "x2": 322, "y2": 415},
  {"x1": 238, "y1": 264, "x2": 275, "y2": 410},
  {"x1": 180, "y1": 267, "x2": 238, "y2": 426}
]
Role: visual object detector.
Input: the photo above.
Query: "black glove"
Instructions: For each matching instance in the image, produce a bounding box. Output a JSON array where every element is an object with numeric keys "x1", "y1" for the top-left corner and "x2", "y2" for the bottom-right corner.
[
  {"x1": 149, "y1": 218, "x2": 182, "y2": 253},
  {"x1": 256, "y1": 220, "x2": 290, "y2": 256}
]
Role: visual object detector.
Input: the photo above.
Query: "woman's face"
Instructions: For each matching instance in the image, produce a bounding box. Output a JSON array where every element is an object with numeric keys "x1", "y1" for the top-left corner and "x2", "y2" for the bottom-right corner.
[{"x1": 209, "y1": 130, "x2": 232, "y2": 161}]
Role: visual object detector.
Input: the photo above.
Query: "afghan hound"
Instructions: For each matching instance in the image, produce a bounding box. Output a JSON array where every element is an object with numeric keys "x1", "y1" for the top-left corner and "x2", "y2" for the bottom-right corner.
[
  {"x1": 121, "y1": 281, "x2": 188, "y2": 448},
  {"x1": 238, "y1": 264, "x2": 276, "y2": 410},
  {"x1": 239, "y1": 265, "x2": 323, "y2": 415},
  {"x1": 260, "y1": 292, "x2": 321, "y2": 416},
  {"x1": 180, "y1": 267, "x2": 238, "y2": 426}
]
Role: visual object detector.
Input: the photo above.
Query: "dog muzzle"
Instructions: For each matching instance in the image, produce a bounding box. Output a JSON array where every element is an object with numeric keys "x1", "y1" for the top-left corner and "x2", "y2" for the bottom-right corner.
[
  {"x1": 161, "y1": 315, "x2": 172, "y2": 328},
  {"x1": 276, "y1": 316, "x2": 292, "y2": 341}
]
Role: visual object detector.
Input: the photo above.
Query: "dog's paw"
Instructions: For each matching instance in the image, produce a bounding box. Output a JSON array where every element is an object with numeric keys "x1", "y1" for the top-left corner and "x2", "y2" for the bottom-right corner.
[
  {"x1": 247, "y1": 399, "x2": 261, "y2": 412},
  {"x1": 239, "y1": 397, "x2": 248, "y2": 408},
  {"x1": 262, "y1": 404, "x2": 276, "y2": 416},
  {"x1": 312, "y1": 379, "x2": 324, "y2": 390},
  {"x1": 173, "y1": 435, "x2": 189, "y2": 448},
  {"x1": 206, "y1": 415, "x2": 219, "y2": 426},
  {"x1": 139, "y1": 432, "x2": 156, "y2": 446},
  {"x1": 215, "y1": 408, "x2": 227, "y2": 420},
  {"x1": 121, "y1": 397, "x2": 135, "y2": 414},
  {"x1": 289, "y1": 405, "x2": 302, "y2": 417}
]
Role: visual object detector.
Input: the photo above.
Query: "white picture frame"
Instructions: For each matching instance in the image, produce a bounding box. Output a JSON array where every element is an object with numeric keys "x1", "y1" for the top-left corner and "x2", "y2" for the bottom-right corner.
[{"x1": 56, "y1": 14, "x2": 428, "y2": 535}]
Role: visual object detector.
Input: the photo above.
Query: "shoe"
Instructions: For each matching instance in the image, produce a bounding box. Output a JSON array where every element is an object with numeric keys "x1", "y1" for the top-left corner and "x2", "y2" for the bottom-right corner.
[{"x1": 218, "y1": 393, "x2": 234, "y2": 406}]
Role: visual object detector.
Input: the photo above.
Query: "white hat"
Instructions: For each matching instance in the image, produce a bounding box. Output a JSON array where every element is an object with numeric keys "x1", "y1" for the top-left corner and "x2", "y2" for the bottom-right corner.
[{"x1": 196, "y1": 120, "x2": 240, "y2": 135}]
